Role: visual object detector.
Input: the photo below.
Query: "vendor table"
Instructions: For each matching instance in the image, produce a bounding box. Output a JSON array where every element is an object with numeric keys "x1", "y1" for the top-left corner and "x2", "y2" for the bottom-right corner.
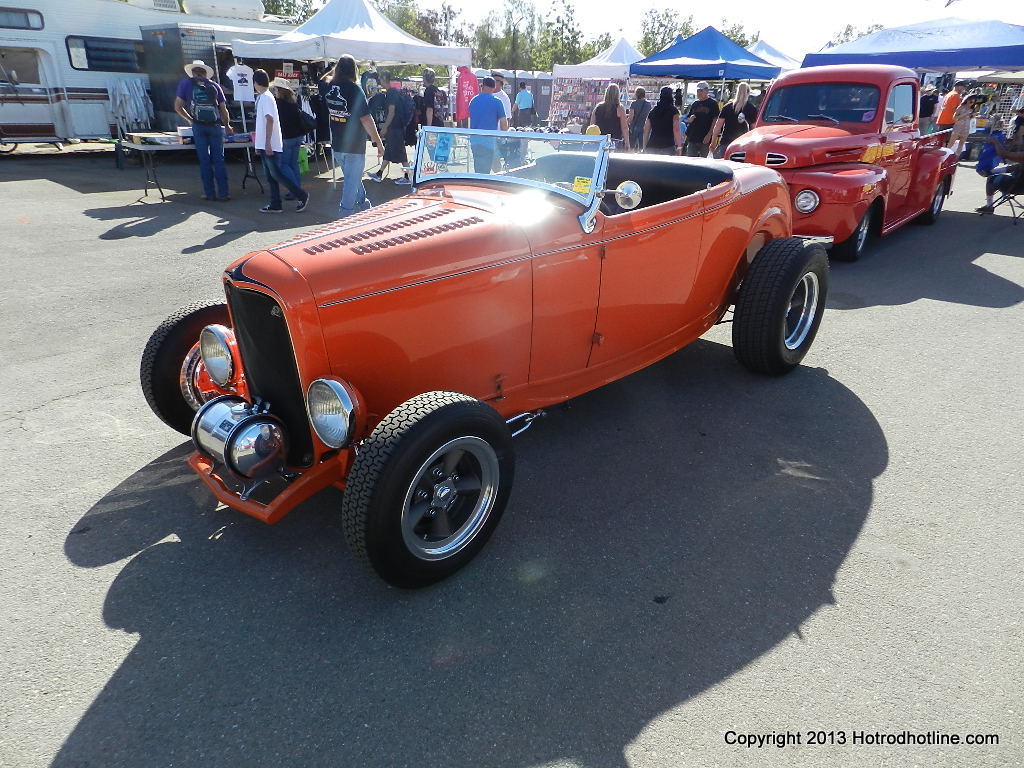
[{"x1": 118, "y1": 137, "x2": 261, "y2": 202}]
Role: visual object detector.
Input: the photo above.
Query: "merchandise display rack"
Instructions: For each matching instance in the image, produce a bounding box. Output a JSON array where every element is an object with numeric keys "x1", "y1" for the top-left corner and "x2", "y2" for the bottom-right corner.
[{"x1": 548, "y1": 77, "x2": 627, "y2": 128}]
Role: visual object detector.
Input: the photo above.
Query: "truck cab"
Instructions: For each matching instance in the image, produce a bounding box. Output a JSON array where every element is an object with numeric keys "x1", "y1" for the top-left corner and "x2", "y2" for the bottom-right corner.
[{"x1": 726, "y1": 64, "x2": 958, "y2": 260}]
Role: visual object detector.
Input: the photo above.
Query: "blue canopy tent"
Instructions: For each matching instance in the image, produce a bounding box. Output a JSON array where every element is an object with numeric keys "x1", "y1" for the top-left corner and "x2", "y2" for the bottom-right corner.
[
  {"x1": 629, "y1": 26, "x2": 781, "y2": 80},
  {"x1": 802, "y1": 18, "x2": 1024, "y2": 72}
]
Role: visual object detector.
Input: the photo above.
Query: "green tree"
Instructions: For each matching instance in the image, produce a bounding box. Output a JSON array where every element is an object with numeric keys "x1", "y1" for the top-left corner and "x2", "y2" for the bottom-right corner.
[
  {"x1": 533, "y1": 0, "x2": 584, "y2": 70},
  {"x1": 473, "y1": 0, "x2": 541, "y2": 70},
  {"x1": 720, "y1": 20, "x2": 759, "y2": 48},
  {"x1": 580, "y1": 32, "x2": 614, "y2": 62},
  {"x1": 828, "y1": 23, "x2": 883, "y2": 47},
  {"x1": 262, "y1": 0, "x2": 316, "y2": 22},
  {"x1": 638, "y1": 9, "x2": 694, "y2": 57}
]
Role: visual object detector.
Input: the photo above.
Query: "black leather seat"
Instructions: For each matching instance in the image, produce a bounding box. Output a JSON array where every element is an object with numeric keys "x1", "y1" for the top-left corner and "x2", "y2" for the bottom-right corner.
[{"x1": 604, "y1": 154, "x2": 734, "y2": 207}]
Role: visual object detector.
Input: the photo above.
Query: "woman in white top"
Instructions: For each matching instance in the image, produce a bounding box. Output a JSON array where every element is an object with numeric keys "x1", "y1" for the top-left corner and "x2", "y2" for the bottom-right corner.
[{"x1": 253, "y1": 68, "x2": 309, "y2": 213}]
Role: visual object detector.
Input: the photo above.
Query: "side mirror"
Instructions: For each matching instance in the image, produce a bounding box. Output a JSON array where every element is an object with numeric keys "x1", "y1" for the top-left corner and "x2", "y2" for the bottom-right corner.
[
  {"x1": 613, "y1": 180, "x2": 642, "y2": 210},
  {"x1": 7, "y1": 69, "x2": 18, "y2": 86}
]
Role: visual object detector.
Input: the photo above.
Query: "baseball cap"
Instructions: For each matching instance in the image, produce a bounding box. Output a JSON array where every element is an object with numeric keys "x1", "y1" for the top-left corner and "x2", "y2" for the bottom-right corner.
[{"x1": 696, "y1": 81, "x2": 710, "y2": 90}]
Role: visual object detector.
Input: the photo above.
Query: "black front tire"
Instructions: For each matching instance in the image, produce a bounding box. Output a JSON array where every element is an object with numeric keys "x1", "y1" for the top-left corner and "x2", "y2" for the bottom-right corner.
[
  {"x1": 341, "y1": 392, "x2": 515, "y2": 588},
  {"x1": 830, "y1": 206, "x2": 873, "y2": 262},
  {"x1": 916, "y1": 176, "x2": 948, "y2": 225},
  {"x1": 732, "y1": 238, "x2": 829, "y2": 376},
  {"x1": 140, "y1": 301, "x2": 228, "y2": 435}
]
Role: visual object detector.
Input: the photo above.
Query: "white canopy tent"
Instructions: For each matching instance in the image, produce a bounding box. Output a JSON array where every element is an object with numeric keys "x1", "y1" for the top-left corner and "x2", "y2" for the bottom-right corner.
[
  {"x1": 746, "y1": 40, "x2": 801, "y2": 73},
  {"x1": 552, "y1": 37, "x2": 644, "y2": 80},
  {"x1": 230, "y1": 0, "x2": 471, "y2": 66}
]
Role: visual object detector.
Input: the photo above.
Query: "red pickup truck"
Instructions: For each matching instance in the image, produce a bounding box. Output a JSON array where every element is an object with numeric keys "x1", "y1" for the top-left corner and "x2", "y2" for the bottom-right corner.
[{"x1": 726, "y1": 65, "x2": 958, "y2": 260}]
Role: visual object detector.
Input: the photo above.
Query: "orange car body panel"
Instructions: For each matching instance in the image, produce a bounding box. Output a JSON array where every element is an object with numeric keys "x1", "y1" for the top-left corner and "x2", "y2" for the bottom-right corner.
[
  {"x1": 726, "y1": 64, "x2": 958, "y2": 244},
  {"x1": 201, "y1": 162, "x2": 791, "y2": 523}
]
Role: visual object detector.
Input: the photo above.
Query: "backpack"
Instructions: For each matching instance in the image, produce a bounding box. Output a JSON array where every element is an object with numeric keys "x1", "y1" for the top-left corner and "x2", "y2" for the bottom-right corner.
[
  {"x1": 433, "y1": 88, "x2": 450, "y2": 121},
  {"x1": 191, "y1": 79, "x2": 220, "y2": 125},
  {"x1": 398, "y1": 92, "x2": 414, "y2": 127}
]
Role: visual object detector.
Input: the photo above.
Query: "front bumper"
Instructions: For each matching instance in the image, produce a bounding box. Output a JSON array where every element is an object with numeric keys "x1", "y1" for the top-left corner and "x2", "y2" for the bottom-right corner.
[
  {"x1": 793, "y1": 234, "x2": 834, "y2": 247},
  {"x1": 189, "y1": 450, "x2": 352, "y2": 524}
]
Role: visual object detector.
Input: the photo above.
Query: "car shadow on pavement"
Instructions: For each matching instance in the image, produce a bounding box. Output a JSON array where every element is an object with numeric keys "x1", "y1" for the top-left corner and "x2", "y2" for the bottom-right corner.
[
  {"x1": 826, "y1": 210, "x2": 1024, "y2": 311},
  {"x1": 57, "y1": 339, "x2": 887, "y2": 768}
]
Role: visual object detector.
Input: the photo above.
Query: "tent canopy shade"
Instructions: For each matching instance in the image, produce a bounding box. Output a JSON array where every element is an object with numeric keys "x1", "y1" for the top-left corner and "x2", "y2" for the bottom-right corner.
[
  {"x1": 552, "y1": 37, "x2": 644, "y2": 79},
  {"x1": 747, "y1": 40, "x2": 801, "y2": 73},
  {"x1": 230, "y1": 0, "x2": 470, "y2": 66},
  {"x1": 629, "y1": 26, "x2": 780, "y2": 80},
  {"x1": 801, "y1": 18, "x2": 1024, "y2": 72}
]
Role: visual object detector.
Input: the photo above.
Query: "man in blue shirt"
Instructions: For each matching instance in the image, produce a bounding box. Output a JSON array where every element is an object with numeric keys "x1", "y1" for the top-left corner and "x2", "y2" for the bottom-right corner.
[
  {"x1": 468, "y1": 77, "x2": 508, "y2": 173},
  {"x1": 513, "y1": 82, "x2": 535, "y2": 127}
]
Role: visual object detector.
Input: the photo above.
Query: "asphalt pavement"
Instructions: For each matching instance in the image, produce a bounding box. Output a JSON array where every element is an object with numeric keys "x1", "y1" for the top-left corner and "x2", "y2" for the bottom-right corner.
[{"x1": 0, "y1": 148, "x2": 1021, "y2": 768}]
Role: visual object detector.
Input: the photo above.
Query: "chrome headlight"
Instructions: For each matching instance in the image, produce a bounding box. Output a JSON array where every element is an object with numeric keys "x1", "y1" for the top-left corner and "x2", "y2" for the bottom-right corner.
[
  {"x1": 794, "y1": 189, "x2": 820, "y2": 214},
  {"x1": 192, "y1": 396, "x2": 288, "y2": 480},
  {"x1": 199, "y1": 324, "x2": 234, "y2": 387},
  {"x1": 306, "y1": 378, "x2": 358, "y2": 449}
]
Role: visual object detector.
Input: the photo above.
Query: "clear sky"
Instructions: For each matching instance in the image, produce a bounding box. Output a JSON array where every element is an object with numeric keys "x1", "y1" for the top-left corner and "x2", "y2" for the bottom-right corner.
[{"x1": 416, "y1": 0, "x2": 1024, "y2": 66}]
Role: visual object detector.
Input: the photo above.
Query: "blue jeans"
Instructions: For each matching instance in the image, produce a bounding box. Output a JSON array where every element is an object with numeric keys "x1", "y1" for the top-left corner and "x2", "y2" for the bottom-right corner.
[
  {"x1": 192, "y1": 122, "x2": 228, "y2": 198},
  {"x1": 260, "y1": 150, "x2": 306, "y2": 209},
  {"x1": 337, "y1": 152, "x2": 371, "y2": 217},
  {"x1": 280, "y1": 136, "x2": 304, "y2": 191}
]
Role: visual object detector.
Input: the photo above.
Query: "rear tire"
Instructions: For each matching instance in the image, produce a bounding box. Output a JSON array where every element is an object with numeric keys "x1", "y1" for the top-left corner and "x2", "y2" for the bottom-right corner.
[
  {"x1": 140, "y1": 301, "x2": 228, "y2": 435},
  {"x1": 341, "y1": 392, "x2": 515, "y2": 588},
  {"x1": 732, "y1": 238, "x2": 829, "y2": 376}
]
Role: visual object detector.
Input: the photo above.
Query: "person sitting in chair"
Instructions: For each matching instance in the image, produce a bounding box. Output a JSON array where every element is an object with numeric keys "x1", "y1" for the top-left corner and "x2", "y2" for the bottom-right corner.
[{"x1": 977, "y1": 133, "x2": 1024, "y2": 214}]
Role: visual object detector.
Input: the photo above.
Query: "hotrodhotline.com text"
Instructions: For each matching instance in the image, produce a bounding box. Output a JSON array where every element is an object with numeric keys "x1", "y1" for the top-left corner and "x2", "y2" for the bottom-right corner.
[{"x1": 724, "y1": 730, "x2": 1000, "y2": 749}]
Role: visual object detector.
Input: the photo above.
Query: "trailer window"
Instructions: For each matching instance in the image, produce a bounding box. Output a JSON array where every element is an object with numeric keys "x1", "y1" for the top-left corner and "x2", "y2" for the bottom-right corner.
[
  {"x1": 0, "y1": 47, "x2": 40, "y2": 84},
  {"x1": 0, "y1": 7, "x2": 43, "y2": 30},
  {"x1": 66, "y1": 36, "x2": 145, "y2": 73}
]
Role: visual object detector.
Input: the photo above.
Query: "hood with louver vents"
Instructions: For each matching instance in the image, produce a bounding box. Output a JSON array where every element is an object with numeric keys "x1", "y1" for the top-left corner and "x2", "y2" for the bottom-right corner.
[{"x1": 260, "y1": 194, "x2": 532, "y2": 308}]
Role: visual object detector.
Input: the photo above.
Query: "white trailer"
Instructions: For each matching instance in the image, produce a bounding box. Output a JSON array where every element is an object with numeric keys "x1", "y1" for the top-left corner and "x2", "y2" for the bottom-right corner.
[{"x1": 0, "y1": 0, "x2": 291, "y2": 146}]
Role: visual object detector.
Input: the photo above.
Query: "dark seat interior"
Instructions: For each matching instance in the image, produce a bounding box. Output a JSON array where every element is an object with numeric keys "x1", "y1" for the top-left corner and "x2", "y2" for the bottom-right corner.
[{"x1": 523, "y1": 151, "x2": 734, "y2": 210}]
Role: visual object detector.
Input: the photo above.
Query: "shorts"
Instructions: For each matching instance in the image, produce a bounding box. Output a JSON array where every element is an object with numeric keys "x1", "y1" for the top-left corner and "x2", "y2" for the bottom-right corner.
[{"x1": 384, "y1": 130, "x2": 407, "y2": 163}]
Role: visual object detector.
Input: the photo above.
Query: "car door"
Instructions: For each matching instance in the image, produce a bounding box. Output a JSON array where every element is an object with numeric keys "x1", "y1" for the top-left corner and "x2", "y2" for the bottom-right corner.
[
  {"x1": 879, "y1": 82, "x2": 917, "y2": 219},
  {"x1": 587, "y1": 195, "x2": 705, "y2": 368}
]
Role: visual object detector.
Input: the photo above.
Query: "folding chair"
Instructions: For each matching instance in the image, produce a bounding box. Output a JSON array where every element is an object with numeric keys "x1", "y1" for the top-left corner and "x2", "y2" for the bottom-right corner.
[{"x1": 988, "y1": 169, "x2": 1024, "y2": 224}]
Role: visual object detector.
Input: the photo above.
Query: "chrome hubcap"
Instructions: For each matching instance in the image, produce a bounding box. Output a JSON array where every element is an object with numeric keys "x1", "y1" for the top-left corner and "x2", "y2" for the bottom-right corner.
[
  {"x1": 932, "y1": 183, "x2": 944, "y2": 215},
  {"x1": 784, "y1": 271, "x2": 820, "y2": 350},
  {"x1": 401, "y1": 436, "x2": 500, "y2": 561},
  {"x1": 855, "y1": 211, "x2": 870, "y2": 252}
]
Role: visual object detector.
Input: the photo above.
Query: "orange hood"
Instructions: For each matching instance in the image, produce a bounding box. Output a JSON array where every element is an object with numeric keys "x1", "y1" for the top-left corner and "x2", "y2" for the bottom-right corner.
[{"x1": 728, "y1": 125, "x2": 881, "y2": 169}]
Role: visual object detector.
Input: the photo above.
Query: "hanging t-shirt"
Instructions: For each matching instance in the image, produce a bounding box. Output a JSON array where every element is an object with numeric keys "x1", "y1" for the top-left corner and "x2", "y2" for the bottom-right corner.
[
  {"x1": 226, "y1": 63, "x2": 254, "y2": 102},
  {"x1": 254, "y1": 90, "x2": 283, "y2": 153},
  {"x1": 455, "y1": 66, "x2": 479, "y2": 123},
  {"x1": 318, "y1": 79, "x2": 370, "y2": 155}
]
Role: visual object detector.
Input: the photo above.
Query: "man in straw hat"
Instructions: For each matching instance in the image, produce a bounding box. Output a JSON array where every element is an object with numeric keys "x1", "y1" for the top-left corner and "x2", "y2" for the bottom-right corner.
[{"x1": 174, "y1": 60, "x2": 234, "y2": 200}]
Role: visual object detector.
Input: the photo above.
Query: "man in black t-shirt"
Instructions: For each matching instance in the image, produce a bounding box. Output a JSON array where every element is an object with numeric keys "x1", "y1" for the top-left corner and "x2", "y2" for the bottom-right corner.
[
  {"x1": 919, "y1": 84, "x2": 940, "y2": 134},
  {"x1": 318, "y1": 55, "x2": 385, "y2": 218},
  {"x1": 684, "y1": 81, "x2": 720, "y2": 158},
  {"x1": 422, "y1": 68, "x2": 445, "y2": 127}
]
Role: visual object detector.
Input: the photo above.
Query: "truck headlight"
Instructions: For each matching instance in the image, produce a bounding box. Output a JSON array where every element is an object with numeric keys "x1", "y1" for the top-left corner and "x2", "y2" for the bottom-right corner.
[
  {"x1": 307, "y1": 378, "x2": 358, "y2": 449},
  {"x1": 199, "y1": 325, "x2": 235, "y2": 386},
  {"x1": 794, "y1": 189, "x2": 820, "y2": 214}
]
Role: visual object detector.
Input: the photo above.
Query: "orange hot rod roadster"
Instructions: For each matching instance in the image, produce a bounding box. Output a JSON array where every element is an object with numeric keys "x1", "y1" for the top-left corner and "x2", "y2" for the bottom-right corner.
[{"x1": 141, "y1": 127, "x2": 830, "y2": 587}]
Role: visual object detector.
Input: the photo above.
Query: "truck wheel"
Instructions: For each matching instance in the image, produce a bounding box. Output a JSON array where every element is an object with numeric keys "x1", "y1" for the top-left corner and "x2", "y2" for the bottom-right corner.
[
  {"x1": 733, "y1": 238, "x2": 829, "y2": 376},
  {"x1": 342, "y1": 392, "x2": 515, "y2": 588},
  {"x1": 140, "y1": 300, "x2": 228, "y2": 435},
  {"x1": 830, "y1": 206, "x2": 872, "y2": 262},
  {"x1": 916, "y1": 176, "x2": 948, "y2": 225}
]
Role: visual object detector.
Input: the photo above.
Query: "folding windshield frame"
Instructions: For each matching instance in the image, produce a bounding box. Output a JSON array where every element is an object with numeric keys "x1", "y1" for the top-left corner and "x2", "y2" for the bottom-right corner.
[{"x1": 412, "y1": 126, "x2": 612, "y2": 233}]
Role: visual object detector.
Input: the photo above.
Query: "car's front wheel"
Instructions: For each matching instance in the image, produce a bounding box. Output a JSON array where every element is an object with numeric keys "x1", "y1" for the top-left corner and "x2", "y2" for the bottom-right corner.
[
  {"x1": 140, "y1": 300, "x2": 229, "y2": 435},
  {"x1": 732, "y1": 238, "x2": 829, "y2": 376},
  {"x1": 830, "y1": 205, "x2": 873, "y2": 262},
  {"x1": 341, "y1": 392, "x2": 515, "y2": 588}
]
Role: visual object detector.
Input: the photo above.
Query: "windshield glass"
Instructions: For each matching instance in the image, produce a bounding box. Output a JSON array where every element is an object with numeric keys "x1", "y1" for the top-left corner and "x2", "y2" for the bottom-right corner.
[
  {"x1": 762, "y1": 83, "x2": 881, "y2": 126},
  {"x1": 413, "y1": 126, "x2": 609, "y2": 208}
]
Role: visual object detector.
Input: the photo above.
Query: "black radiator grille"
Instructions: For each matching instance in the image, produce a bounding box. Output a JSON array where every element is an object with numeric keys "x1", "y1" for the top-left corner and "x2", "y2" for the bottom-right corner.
[{"x1": 225, "y1": 284, "x2": 314, "y2": 468}]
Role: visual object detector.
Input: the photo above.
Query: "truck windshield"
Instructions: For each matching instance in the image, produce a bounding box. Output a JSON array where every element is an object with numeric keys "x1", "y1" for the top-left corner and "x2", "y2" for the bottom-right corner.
[{"x1": 762, "y1": 83, "x2": 881, "y2": 126}]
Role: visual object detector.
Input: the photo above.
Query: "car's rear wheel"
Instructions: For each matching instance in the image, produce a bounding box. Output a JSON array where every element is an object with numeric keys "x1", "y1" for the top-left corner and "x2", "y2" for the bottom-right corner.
[
  {"x1": 830, "y1": 205, "x2": 873, "y2": 262},
  {"x1": 916, "y1": 176, "x2": 948, "y2": 225},
  {"x1": 732, "y1": 238, "x2": 829, "y2": 376},
  {"x1": 140, "y1": 300, "x2": 228, "y2": 435},
  {"x1": 341, "y1": 391, "x2": 515, "y2": 588}
]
